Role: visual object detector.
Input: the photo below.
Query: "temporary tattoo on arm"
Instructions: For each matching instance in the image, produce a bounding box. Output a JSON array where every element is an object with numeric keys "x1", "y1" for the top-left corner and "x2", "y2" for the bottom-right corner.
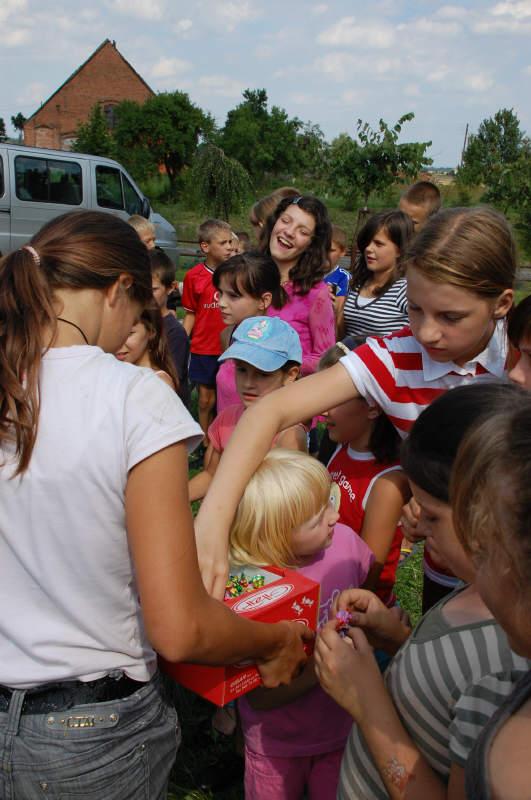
[{"x1": 382, "y1": 757, "x2": 415, "y2": 794}]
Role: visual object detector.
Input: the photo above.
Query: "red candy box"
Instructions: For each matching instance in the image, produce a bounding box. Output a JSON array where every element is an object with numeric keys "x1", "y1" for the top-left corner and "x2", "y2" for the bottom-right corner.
[{"x1": 160, "y1": 565, "x2": 320, "y2": 706}]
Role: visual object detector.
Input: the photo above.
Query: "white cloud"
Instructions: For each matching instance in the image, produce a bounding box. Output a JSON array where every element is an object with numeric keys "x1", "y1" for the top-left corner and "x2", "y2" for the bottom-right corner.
[
  {"x1": 150, "y1": 57, "x2": 192, "y2": 78},
  {"x1": 473, "y1": 17, "x2": 531, "y2": 31},
  {"x1": 200, "y1": 0, "x2": 260, "y2": 31},
  {"x1": 317, "y1": 16, "x2": 395, "y2": 48},
  {"x1": 16, "y1": 81, "x2": 49, "y2": 108},
  {"x1": 342, "y1": 89, "x2": 364, "y2": 104},
  {"x1": 492, "y1": 1, "x2": 531, "y2": 18},
  {"x1": 314, "y1": 52, "x2": 357, "y2": 82},
  {"x1": 289, "y1": 92, "x2": 315, "y2": 105},
  {"x1": 4, "y1": 28, "x2": 31, "y2": 46},
  {"x1": 408, "y1": 17, "x2": 462, "y2": 35},
  {"x1": 435, "y1": 5, "x2": 469, "y2": 19},
  {"x1": 312, "y1": 4, "x2": 328, "y2": 14},
  {"x1": 524, "y1": 65, "x2": 531, "y2": 74},
  {"x1": 404, "y1": 83, "x2": 421, "y2": 97},
  {"x1": 110, "y1": 0, "x2": 165, "y2": 20},
  {"x1": 427, "y1": 66, "x2": 451, "y2": 82},
  {"x1": 198, "y1": 75, "x2": 244, "y2": 97},
  {"x1": 0, "y1": 0, "x2": 27, "y2": 23},
  {"x1": 174, "y1": 18, "x2": 193, "y2": 34},
  {"x1": 464, "y1": 73, "x2": 494, "y2": 91}
]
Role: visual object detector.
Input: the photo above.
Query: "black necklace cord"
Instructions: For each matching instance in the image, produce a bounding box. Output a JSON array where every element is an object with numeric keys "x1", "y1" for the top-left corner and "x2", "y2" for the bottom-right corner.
[{"x1": 56, "y1": 317, "x2": 89, "y2": 345}]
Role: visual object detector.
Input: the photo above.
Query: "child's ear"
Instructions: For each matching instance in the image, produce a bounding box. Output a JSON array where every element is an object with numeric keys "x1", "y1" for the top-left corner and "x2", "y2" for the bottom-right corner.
[
  {"x1": 199, "y1": 241, "x2": 209, "y2": 255},
  {"x1": 366, "y1": 403, "x2": 382, "y2": 420},
  {"x1": 259, "y1": 291, "x2": 273, "y2": 311},
  {"x1": 282, "y1": 365, "x2": 300, "y2": 385},
  {"x1": 493, "y1": 288, "x2": 514, "y2": 320}
]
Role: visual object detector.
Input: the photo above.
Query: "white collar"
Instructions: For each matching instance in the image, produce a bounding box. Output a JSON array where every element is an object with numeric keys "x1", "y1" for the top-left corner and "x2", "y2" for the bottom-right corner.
[{"x1": 421, "y1": 319, "x2": 507, "y2": 381}]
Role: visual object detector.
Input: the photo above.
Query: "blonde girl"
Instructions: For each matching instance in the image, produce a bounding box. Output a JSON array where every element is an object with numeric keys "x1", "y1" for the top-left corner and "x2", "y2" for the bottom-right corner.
[
  {"x1": 116, "y1": 303, "x2": 180, "y2": 391},
  {"x1": 230, "y1": 449, "x2": 374, "y2": 800},
  {"x1": 194, "y1": 206, "x2": 516, "y2": 599},
  {"x1": 0, "y1": 211, "x2": 309, "y2": 798}
]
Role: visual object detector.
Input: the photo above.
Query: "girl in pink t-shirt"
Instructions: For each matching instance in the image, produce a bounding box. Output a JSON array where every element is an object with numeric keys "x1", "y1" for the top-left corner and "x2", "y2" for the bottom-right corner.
[
  {"x1": 229, "y1": 449, "x2": 374, "y2": 800},
  {"x1": 260, "y1": 195, "x2": 336, "y2": 376},
  {"x1": 214, "y1": 251, "x2": 286, "y2": 412}
]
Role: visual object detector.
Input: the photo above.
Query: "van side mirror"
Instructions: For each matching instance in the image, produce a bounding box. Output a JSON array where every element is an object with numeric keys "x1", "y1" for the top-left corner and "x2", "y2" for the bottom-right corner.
[{"x1": 141, "y1": 197, "x2": 151, "y2": 219}]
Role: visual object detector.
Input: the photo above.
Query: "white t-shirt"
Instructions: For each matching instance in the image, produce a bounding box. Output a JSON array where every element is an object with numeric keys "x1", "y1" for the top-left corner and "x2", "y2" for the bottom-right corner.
[{"x1": 0, "y1": 346, "x2": 202, "y2": 688}]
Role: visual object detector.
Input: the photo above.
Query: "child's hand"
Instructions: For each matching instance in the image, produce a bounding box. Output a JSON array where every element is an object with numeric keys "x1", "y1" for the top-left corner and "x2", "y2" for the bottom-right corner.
[
  {"x1": 194, "y1": 519, "x2": 229, "y2": 600},
  {"x1": 256, "y1": 621, "x2": 314, "y2": 688},
  {"x1": 334, "y1": 588, "x2": 411, "y2": 654},
  {"x1": 314, "y1": 621, "x2": 384, "y2": 722},
  {"x1": 400, "y1": 496, "x2": 423, "y2": 544}
]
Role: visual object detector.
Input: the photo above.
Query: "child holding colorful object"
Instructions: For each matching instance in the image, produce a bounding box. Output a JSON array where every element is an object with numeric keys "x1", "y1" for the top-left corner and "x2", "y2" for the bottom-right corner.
[
  {"x1": 229, "y1": 449, "x2": 374, "y2": 800},
  {"x1": 188, "y1": 316, "x2": 307, "y2": 502}
]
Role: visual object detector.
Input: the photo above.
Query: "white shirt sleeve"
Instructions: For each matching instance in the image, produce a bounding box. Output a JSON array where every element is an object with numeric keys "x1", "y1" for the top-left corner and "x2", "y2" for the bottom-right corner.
[{"x1": 124, "y1": 369, "x2": 202, "y2": 472}]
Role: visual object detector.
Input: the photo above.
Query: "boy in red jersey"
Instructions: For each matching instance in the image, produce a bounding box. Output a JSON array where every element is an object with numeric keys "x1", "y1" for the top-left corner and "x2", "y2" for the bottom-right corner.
[{"x1": 182, "y1": 219, "x2": 233, "y2": 440}]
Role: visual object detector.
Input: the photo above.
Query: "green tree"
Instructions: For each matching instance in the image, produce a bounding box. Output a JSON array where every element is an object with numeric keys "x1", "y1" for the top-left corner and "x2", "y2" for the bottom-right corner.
[
  {"x1": 11, "y1": 112, "x2": 26, "y2": 141},
  {"x1": 329, "y1": 113, "x2": 432, "y2": 209},
  {"x1": 458, "y1": 108, "x2": 528, "y2": 213},
  {"x1": 220, "y1": 89, "x2": 302, "y2": 181},
  {"x1": 114, "y1": 92, "x2": 214, "y2": 196},
  {"x1": 0, "y1": 118, "x2": 7, "y2": 143},
  {"x1": 189, "y1": 143, "x2": 252, "y2": 221},
  {"x1": 295, "y1": 122, "x2": 327, "y2": 179},
  {"x1": 72, "y1": 104, "x2": 116, "y2": 158}
]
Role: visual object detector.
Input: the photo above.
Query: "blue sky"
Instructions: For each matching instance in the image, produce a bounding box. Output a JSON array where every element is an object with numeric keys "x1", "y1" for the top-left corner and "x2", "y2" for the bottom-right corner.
[{"x1": 1, "y1": 0, "x2": 530, "y2": 166}]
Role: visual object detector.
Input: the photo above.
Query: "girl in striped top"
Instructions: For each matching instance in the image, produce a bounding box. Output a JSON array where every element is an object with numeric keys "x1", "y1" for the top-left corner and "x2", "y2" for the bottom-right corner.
[
  {"x1": 195, "y1": 206, "x2": 516, "y2": 601},
  {"x1": 341, "y1": 210, "x2": 414, "y2": 339},
  {"x1": 314, "y1": 383, "x2": 530, "y2": 800}
]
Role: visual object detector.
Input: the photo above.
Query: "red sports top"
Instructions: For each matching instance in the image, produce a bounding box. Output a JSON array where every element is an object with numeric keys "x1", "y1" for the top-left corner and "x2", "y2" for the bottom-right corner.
[
  {"x1": 181, "y1": 263, "x2": 224, "y2": 355},
  {"x1": 327, "y1": 445, "x2": 403, "y2": 605}
]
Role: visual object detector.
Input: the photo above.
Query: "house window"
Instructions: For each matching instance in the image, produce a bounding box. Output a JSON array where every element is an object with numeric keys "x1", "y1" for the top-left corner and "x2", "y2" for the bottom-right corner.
[{"x1": 104, "y1": 104, "x2": 117, "y2": 130}]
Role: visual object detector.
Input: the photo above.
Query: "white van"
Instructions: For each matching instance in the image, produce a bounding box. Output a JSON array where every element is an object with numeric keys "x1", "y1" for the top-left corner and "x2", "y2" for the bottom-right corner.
[{"x1": 0, "y1": 143, "x2": 178, "y2": 261}]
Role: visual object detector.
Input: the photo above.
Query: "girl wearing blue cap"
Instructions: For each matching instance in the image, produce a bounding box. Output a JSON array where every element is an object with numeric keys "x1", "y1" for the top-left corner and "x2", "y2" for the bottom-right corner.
[{"x1": 189, "y1": 317, "x2": 307, "y2": 501}]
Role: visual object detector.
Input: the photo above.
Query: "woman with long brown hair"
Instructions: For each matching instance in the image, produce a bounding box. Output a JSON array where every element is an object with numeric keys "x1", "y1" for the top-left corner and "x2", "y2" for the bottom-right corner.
[{"x1": 0, "y1": 211, "x2": 309, "y2": 798}]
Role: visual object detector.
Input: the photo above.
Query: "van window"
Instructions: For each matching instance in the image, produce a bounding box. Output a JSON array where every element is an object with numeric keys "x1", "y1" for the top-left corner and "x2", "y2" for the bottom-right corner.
[
  {"x1": 0, "y1": 156, "x2": 4, "y2": 197},
  {"x1": 96, "y1": 165, "x2": 143, "y2": 215},
  {"x1": 15, "y1": 156, "x2": 82, "y2": 204},
  {"x1": 96, "y1": 165, "x2": 123, "y2": 210},
  {"x1": 122, "y1": 174, "x2": 142, "y2": 215}
]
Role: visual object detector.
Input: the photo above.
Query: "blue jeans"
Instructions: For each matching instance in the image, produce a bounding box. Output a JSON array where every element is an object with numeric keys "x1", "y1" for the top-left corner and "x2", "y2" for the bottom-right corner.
[{"x1": 0, "y1": 673, "x2": 179, "y2": 799}]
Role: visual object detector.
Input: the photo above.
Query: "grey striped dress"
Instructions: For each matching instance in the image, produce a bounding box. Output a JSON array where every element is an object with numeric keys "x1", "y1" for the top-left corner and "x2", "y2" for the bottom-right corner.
[{"x1": 338, "y1": 589, "x2": 530, "y2": 799}]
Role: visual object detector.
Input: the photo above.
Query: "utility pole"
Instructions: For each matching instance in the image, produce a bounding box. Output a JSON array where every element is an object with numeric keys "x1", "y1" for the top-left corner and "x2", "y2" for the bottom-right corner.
[{"x1": 460, "y1": 123, "x2": 469, "y2": 167}]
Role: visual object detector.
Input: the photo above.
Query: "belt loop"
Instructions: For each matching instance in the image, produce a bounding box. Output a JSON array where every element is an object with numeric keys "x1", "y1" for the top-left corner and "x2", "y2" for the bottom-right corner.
[{"x1": 5, "y1": 690, "x2": 26, "y2": 736}]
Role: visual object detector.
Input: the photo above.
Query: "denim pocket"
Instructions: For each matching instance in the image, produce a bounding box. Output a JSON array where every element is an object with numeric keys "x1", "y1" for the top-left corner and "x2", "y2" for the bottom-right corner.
[{"x1": 34, "y1": 741, "x2": 148, "y2": 799}]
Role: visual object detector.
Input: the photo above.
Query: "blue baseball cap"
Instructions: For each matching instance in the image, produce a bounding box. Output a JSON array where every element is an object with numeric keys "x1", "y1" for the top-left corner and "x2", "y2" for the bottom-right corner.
[{"x1": 219, "y1": 316, "x2": 302, "y2": 372}]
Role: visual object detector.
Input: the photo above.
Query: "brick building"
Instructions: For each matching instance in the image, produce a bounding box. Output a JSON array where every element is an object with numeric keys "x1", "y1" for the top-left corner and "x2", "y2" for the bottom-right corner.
[{"x1": 24, "y1": 39, "x2": 154, "y2": 150}]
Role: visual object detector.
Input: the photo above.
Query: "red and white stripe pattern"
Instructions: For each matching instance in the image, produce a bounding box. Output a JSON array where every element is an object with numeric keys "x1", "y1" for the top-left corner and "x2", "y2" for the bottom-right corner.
[{"x1": 340, "y1": 324, "x2": 507, "y2": 438}]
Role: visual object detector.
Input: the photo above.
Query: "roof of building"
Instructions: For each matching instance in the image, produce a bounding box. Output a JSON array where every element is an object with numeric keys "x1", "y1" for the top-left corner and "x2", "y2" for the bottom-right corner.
[{"x1": 26, "y1": 39, "x2": 155, "y2": 122}]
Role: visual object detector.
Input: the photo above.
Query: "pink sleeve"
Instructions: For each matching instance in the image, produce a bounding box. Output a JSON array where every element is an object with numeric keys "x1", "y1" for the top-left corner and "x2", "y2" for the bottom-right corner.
[
  {"x1": 207, "y1": 413, "x2": 224, "y2": 452},
  {"x1": 303, "y1": 282, "x2": 336, "y2": 375}
]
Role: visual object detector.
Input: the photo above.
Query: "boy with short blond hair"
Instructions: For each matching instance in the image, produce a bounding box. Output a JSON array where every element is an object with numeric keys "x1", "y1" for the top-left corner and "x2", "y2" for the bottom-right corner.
[
  {"x1": 398, "y1": 181, "x2": 441, "y2": 232},
  {"x1": 127, "y1": 214, "x2": 157, "y2": 249},
  {"x1": 182, "y1": 219, "x2": 233, "y2": 439}
]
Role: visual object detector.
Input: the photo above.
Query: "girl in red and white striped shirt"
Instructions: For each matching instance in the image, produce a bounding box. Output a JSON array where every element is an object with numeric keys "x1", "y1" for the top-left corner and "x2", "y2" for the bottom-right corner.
[{"x1": 195, "y1": 206, "x2": 516, "y2": 601}]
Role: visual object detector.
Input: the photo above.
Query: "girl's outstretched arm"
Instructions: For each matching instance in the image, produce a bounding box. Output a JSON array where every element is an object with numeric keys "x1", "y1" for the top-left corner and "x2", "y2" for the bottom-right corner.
[
  {"x1": 126, "y1": 442, "x2": 312, "y2": 683},
  {"x1": 195, "y1": 362, "x2": 358, "y2": 598}
]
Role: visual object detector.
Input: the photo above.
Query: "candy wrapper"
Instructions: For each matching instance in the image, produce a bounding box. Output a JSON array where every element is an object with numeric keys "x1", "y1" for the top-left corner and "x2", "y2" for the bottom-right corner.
[{"x1": 335, "y1": 609, "x2": 353, "y2": 638}]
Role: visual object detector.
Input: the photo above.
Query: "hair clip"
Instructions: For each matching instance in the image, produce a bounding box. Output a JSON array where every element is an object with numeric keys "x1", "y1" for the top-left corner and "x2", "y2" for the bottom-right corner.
[
  {"x1": 291, "y1": 196, "x2": 303, "y2": 205},
  {"x1": 335, "y1": 341, "x2": 350, "y2": 356},
  {"x1": 22, "y1": 245, "x2": 41, "y2": 266}
]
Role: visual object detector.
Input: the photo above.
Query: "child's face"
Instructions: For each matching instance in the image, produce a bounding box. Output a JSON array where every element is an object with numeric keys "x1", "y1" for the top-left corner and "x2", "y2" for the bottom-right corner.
[
  {"x1": 291, "y1": 488, "x2": 340, "y2": 558},
  {"x1": 217, "y1": 276, "x2": 271, "y2": 326},
  {"x1": 398, "y1": 199, "x2": 429, "y2": 232},
  {"x1": 139, "y1": 229, "x2": 156, "y2": 250},
  {"x1": 410, "y1": 482, "x2": 474, "y2": 582},
  {"x1": 328, "y1": 240, "x2": 347, "y2": 270},
  {"x1": 234, "y1": 360, "x2": 298, "y2": 407},
  {"x1": 325, "y1": 396, "x2": 374, "y2": 446},
  {"x1": 201, "y1": 232, "x2": 234, "y2": 267},
  {"x1": 364, "y1": 227, "x2": 399, "y2": 275},
  {"x1": 407, "y1": 265, "x2": 513, "y2": 367},
  {"x1": 151, "y1": 275, "x2": 170, "y2": 310},
  {"x1": 269, "y1": 206, "x2": 315, "y2": 268},
  {"x1": 115, "y1": 321, "x2": 150, "y2": 365},
  {"x1": 509, "y1": 337, "x2": 531, "y2": 390}
]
